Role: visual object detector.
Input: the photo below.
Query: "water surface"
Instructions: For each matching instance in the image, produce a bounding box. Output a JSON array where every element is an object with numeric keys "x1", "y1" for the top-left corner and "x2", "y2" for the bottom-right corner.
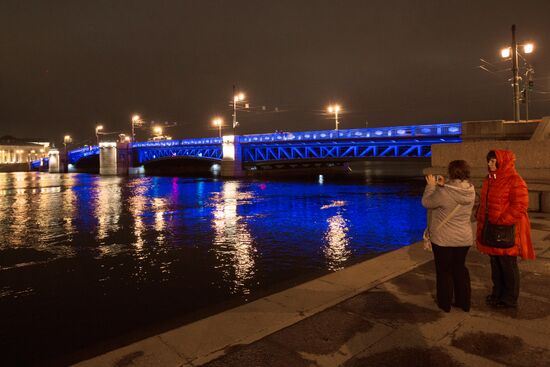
[{"x1": 0, "y1": 170, "x2": 426, "y2": 365}]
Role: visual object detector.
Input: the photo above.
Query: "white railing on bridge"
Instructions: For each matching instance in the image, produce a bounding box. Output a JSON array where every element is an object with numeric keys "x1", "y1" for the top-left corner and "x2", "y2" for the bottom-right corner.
[
  {"x1": 239, "y1": 123, "x2": 461, "y2": 143},
  {"x1": 132, "y1": 138, "x2": 222, "y2": 148}
]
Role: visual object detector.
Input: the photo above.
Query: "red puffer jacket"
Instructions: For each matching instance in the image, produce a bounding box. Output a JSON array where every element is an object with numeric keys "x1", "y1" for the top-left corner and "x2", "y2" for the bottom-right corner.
[{"x1": 476, "y1": 150, "x2": 535, "y2": 259}]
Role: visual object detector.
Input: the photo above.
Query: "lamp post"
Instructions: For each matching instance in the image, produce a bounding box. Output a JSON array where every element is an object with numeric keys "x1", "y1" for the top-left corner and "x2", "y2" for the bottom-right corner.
[
  {"x1": 212, "y1": 117, "x2": 223, "y2": 137},
  {"x1": 232, "y1": 87, "x2": 245, "y2": 133},
  {"x1": 63, "y1": 135, "x2": 72, "y2": 155},
  {"x1": 327, "y1": 104, "x2": 341, "y2": 130},
  {"x1": 500, "y1": 25, "x2": 534, "y2": 122},
  {"x1": 153, "y1": 126, "x2": 163, "y2": 139},
  {"x1": 131, "y1": 114, "x2": 141, "y2": 142},
  {"x1": 95, "y1": 125, "x2": 103, "y2": 145}
]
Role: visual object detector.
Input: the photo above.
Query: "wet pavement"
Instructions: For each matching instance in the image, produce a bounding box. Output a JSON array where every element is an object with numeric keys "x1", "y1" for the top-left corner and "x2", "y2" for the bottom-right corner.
[{"x1": 202, "y1": 213, "x2": 550, "y2": 367}]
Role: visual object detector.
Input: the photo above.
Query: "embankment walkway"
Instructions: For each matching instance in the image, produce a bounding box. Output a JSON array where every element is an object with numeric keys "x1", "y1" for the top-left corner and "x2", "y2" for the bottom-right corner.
[{"x1": 75, "y1": 214, "x2": 550, "y2": 367}]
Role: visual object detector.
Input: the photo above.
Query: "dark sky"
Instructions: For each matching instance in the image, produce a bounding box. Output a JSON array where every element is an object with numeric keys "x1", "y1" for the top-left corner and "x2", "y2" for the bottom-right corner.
[{"x1": 1, "y1": 0, "x2": 550, "y2": 144}]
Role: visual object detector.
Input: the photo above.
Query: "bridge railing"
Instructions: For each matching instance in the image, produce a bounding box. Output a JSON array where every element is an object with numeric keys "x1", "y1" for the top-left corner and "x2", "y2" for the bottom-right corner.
[{"x1": 239, "y1": 123, "x2": 461, "y2": 143}]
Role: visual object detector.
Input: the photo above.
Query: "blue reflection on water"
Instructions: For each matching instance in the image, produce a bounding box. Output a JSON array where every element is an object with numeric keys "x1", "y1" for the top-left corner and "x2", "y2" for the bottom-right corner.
[{"x1": 0, "y1": 172, "x2": 426, "y2": 364}]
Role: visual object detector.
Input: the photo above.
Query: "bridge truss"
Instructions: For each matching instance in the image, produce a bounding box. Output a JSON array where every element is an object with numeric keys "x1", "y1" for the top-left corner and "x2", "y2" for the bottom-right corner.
[
  {"x1": 242, "y1": 137, "x2": 461, "y2": 164},
  {"x1": 135, "y1": 145, "x2": 222, "y2": 164},
  {"x1": 68, "y1": 146, "x2": 100, "y2": 164}
]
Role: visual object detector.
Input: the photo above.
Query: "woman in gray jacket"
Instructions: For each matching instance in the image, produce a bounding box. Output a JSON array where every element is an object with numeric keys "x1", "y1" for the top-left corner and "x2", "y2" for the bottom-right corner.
[{"x1": 422, "y1": 160, "x2": 476, "y2": 312}]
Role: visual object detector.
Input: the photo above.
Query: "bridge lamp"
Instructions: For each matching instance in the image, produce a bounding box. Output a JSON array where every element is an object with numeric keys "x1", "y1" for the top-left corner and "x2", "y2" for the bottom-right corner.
[
  {"x1": 131, "y1": 114, "x2": 141, "y2": 142},
  {"x1": 63, "y1": 135, "x2": 72, "y2": 153},
  {"x1": 327, "y1": 104, "x2": 341, "y2": 131},
  {"x1": 232, "y1": 92, "x2": 245, "y2": 132},
  {"x1": 95, "y1": 125, "x2": 103, "y2": 145},
  {"x1": 153, "y1": 126, "x2": 163, "y2": 137},
  {"x1": 212, "y1": 117, "x2": 223, "y2": 138}
]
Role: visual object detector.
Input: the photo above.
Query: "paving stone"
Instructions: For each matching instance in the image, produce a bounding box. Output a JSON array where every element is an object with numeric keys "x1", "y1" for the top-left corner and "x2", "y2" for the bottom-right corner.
[
  {"x1": 452, "y1": 331, "x2": 550, "y2": 367},
  {"x1": 337, "y1": 288, "x2": 443, "y2": 326},
  {"x1": 202, "y1": 339, "x2": 309, "y2": 367},
  {"x1": 268, "y1": 308, "x2": 373, "y2": 355},
  {"x1": 343, "y1": 346, "x2": 464, "y2": 367}
]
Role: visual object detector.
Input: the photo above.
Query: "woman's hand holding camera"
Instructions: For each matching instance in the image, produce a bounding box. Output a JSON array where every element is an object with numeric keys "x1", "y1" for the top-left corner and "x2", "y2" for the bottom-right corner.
[{"x1": 425, "y1": 174, "x2": 445, "y2": 186}]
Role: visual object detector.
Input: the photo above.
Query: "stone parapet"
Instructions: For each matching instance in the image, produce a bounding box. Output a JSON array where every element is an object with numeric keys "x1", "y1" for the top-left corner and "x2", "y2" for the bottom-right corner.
[
  {"x1": 461, "y1": 119, "x2": 540, "y2": 141},
  {"x1": 427, "y1": 117, "x2": 550, "y2": 213}
]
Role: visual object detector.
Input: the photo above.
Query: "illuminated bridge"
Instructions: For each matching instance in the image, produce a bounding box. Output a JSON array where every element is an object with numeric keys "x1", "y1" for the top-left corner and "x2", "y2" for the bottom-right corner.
[{"x1": 38, "y1": 123, "x2": 461, "y2": 176}]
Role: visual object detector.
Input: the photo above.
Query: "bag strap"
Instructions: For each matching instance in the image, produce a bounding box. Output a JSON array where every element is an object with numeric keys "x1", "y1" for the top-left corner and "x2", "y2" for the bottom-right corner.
[{"x1": 435, "y1": 204, "x2": 461, "y2": 231}]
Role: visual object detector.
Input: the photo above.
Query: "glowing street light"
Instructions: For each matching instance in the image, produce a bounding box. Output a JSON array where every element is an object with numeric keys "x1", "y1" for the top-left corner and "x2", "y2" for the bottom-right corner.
[
  {"x1": 63, "y1": 135, "x2": 72, "y2": 152},
  {"x1": 499, "y1": 25, "x2": 535, "y2": 122},
  {"x1": 131, "y1": 114, "x2": 141, "y2": 142},
  {"x1": 95, "y1": 125, "x2": 103, "y2": 145},
  {"x1": 212, "y1": 117, "x2": 223, "y2": 137},
  {"x1": 327, "y1": 104, "x2": 341, "y2": 130},
  {"x1": 232, "y1": 88, "x2": 246, "y2": 133},
  {"x1": 500, "y1": 47, "x2": 511, "y2": 58},
  {"x1": 153, "y1": 126, "x2": 163, "y2": 137}
]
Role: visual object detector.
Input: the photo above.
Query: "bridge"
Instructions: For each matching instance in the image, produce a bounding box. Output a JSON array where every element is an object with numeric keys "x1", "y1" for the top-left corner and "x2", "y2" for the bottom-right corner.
[{"x1": 37, "y1": 122, "x2": 461, "y2": 177}]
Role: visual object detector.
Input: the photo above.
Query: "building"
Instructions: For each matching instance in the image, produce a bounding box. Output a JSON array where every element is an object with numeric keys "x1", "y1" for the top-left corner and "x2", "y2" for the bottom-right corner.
[{"x1": 0, "y1": 135, "x2": 50, "y2": 165}]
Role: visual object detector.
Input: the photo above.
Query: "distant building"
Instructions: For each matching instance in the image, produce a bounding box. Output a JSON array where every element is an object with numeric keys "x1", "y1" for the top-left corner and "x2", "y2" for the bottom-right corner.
[{"x1": 0, "y1": 135, "x2": 50, "y2": 164}]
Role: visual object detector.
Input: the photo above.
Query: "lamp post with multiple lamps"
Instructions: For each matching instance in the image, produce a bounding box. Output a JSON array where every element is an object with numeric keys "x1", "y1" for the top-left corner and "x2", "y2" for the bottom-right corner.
[
  {"x1": 63, "y1": 135, "x2": 72, "y2": 154},
  {"x1": 212, "y1": 117, "x2": 223, "y2": 138},
  {"x1": 500, "y1": 24, "x2": 534, "y2": 122},
  {"x1": 153, "y1": 126, "x2": 163, "y2": 138},
  {"x1": 95, "y1": 125, "x2": 103, "y2": 145},
  {"x1": 232, "y1": 91, "x2": 245, "y2": 134},
  {"x1": 327, "y1": 104, "x2": 341, "y2": 130},
  {"x1": 131, "y1": 114, "x2": 141, "y2": 142}
]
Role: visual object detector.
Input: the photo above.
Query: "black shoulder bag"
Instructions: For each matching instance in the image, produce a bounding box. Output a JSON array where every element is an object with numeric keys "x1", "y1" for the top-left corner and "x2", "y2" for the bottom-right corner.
[{"x1": 481, "y1": 184, "x2": 516, "y2": 248}]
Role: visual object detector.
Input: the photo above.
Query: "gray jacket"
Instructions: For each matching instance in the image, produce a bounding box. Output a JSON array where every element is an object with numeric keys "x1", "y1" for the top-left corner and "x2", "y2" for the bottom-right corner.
[{"x1": 421, "y1": 179, "x2": 476, "y2": 247}]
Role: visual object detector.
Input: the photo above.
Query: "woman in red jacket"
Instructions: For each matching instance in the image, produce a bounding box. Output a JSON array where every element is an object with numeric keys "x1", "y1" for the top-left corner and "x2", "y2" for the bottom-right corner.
[{"x1": 476, "y1": 150, "x2": 535, "y2": 308}]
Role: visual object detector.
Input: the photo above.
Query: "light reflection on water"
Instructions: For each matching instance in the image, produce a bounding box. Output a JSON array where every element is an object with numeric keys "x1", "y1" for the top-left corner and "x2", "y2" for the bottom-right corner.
[
  {"x1": 324, "y1": 209, "x2": 351, "y2": 271},
  {"x1": 211, "y1": 181, "x2": 256, "y2": 294},
  {"x1": 0, "y1": 171, "x2": 427, "y2": 364}
]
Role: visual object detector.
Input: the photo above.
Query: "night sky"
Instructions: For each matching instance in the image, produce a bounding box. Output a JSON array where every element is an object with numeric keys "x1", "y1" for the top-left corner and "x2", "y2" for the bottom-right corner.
[{"x1": 1, "y1": 0, "x2": 550, "y2": 144}]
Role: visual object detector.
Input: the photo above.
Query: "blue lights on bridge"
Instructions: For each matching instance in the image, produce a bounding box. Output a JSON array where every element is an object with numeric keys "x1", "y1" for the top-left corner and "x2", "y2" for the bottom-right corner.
[
  {"x1": 132, "y1": 137, "x2": 222, "y2": 148},
  {"x1": 30, "y1": 157, "x2": 49, "y2": 170},
  {"x1": 135, "y1": 145, "x2": 223, "y2": 164},
  {"x1": 68, "y1": 146, "x2": 100, "y2": 164},
  {"x1": 239, "y1": 123, "x2": 461, "y2": 143},
  {"x1": 30, "y1": 123, "x2": 462, "y2": 170},
  {"x1": 241, "y1": 137, "x2": 461, "y2": 163}
]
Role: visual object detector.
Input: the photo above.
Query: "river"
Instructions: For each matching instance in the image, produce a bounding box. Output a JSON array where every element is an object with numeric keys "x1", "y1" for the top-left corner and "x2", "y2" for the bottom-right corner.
[{"x1": 0, "y1": 161, "x2": 428, "y2": 365}]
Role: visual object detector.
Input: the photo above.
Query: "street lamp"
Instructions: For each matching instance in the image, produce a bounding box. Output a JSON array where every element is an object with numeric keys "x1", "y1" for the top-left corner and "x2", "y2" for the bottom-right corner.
[
  {"x1": 131, "y1": 114, "x2": 141, "y2": 142},
  {"x1": 327, "y1": 104, "x2": 341, "y2": 130},
  {"x1": 95, "y1": 125, "x2": 103, "y2": 145},
  {"x1": 63, "y1": 135, "x2": 72, "y2": 153},
  {"x1": 212, "y1": 117, "x2": 223, "y2": 137},
  {"x1": 232, "y1": 90, "x2": 245, "y2": 133},
  {"x1": 500, "y1": 24, "x2": 535, "y2": 122},
  {"x1": 153, "y1": 126, "x2": 163, "y2": 137}
]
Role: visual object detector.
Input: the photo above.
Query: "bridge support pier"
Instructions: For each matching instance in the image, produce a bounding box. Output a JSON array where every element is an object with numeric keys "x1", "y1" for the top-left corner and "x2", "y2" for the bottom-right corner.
[
  {"x1": 116, "y1": 142, "x2": 133, "y2": 175},
  {"x1": 221, "y1": 135, "x2": 245, "y2": 177},
  {"x1": 48, "y1": 149, "x2": 61, "y2": 173},
  {"x1": 99, "y1": 142, "x2": 117, "y2": 175}
]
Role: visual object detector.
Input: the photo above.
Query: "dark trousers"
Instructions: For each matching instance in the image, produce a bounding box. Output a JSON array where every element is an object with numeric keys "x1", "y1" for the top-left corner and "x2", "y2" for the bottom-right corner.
[
  {"x1": 432, "y1": 244, "x2": 471, "y2": 311},
  {"x1": 490, "y1": 255, "x2": 520, "y2": 306}
]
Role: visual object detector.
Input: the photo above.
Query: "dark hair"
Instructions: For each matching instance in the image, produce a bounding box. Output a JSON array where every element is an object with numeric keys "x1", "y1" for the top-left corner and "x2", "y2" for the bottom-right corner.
[
  {"x1": 448, "y1": 160, "x2": 470, "y2": 180},
  {"x1": 486, "y1": 150, "x2": 497, "y2": 162}
]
